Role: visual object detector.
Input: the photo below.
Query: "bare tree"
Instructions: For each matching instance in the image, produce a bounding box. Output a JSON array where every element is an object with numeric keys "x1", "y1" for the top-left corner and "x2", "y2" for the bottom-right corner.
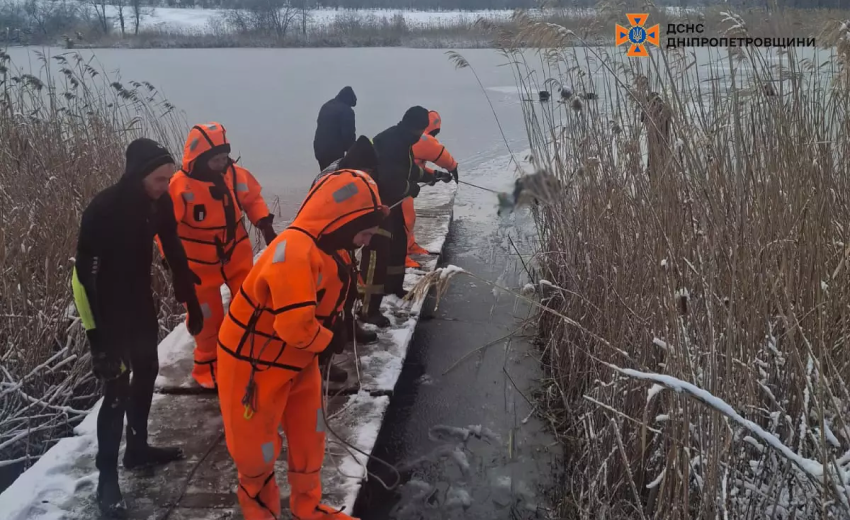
[
  {"x1": 23, "y1": 0, "x2": 49, "y2": 35},
  {"x1": 115, "y1": 0, "x2": 127, "y2": 35},
  {"x1": 296, "y1": 0, "x2": 309, "y2": 36},
  {"x1": 131, "y1": 0, "x2": 150, "y2": 35},
  {"x1": 90, "y1": 0, "x2": 110, "y2": 34},
  {"x1": 244, "y1": 0, "x2": 297, "y2": 40}
]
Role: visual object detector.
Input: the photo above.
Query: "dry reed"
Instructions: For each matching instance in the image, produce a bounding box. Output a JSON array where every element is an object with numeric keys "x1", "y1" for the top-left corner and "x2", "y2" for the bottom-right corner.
[
  {"x1": 0, "y1": 49, "x2": 186, "y2": 483},
  {"x1": 447, "y1": 8, "x2": 850, "y2": 520}
]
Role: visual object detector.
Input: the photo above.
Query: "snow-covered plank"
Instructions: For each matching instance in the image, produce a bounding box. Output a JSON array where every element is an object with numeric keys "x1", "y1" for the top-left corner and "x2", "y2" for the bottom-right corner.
[{"x1": 0, "y1": 392, "x2": 388, "y2": 520}]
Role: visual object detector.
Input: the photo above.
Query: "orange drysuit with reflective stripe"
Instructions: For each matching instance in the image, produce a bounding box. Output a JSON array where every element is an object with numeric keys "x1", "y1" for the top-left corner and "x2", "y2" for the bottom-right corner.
[
  {"x1": 217, "y1": 169, "x2": 382, "y2": 520},
  {"x1": 406, "y1": 111, "x2": 458, "y2": 263},
  {"x1": 165, "y1": 122, "x2": 271, "y2": 389}
]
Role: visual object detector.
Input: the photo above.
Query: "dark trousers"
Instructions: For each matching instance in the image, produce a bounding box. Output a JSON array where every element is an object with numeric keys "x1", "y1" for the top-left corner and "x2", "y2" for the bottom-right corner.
[
  {"x1": 95, "y1": 339, "x2": 159, "y2": 477},
  {"x1": 359, "y1": 205, "x2": 407, "y2": 316},
  {"x1": 316, "y1": 151, "x2": 342, "y2": 171}
]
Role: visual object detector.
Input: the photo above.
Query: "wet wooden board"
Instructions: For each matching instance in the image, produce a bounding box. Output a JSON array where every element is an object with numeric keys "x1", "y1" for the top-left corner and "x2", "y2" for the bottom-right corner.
[{"x1": 6, "y1": 393, "x2": 388, "y2": 520}]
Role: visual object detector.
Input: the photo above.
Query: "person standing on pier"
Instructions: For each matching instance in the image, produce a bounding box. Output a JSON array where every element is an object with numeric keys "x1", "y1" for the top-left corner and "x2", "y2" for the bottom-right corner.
[
  {"x1": 216, "y1": 160, "x2": 387, "y2": 520},
  {"x1": 163, "y1": 122, "x2": 277, "y2": 390},
  {"x1": 407, "y1": 109, "x2": 457, "y2": 268},
  {"x1": 313, "y1": 86, "x2": 358, "y2": 170},
  {"x1": 72, "y1": 138, "x2": 204, "y2": 518},
  {"x1": 358, "y1": 106, "x2": 432, "y2": 328}
]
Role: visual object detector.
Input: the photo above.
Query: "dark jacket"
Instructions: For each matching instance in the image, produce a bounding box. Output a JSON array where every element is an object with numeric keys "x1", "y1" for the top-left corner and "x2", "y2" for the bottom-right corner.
[
  {"x1": 313, "y1": 87, "x2": 357, "y2": 163},
  {"x1": 73, "y1": 172, "x2": 196, "y2": 351},
  {"x1": 371, "y1": 122, "x2": 427, "y2": 206}
]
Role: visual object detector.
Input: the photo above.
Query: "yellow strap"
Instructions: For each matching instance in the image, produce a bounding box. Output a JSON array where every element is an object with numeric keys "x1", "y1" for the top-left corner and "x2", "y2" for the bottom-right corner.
[
  {"x1": 358, "y1": 284, "x2": 385, "y2": 295},
  {"x1": 362, "y1": 250, "x2": 378, "y2": 310},
  {"x1": 375, "y1": 228, "x2": 392, "y2": 238},
  {"x1": 244, "y1": 404, "x2": 254, "y2": 420},
  {"x1": 71, "y1": 266, "x2": 96, "y2": 331}
]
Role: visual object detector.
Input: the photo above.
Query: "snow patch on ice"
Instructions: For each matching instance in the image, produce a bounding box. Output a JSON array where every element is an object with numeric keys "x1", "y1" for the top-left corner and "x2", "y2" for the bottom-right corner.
[{"x1": 445, "y1": 486, "x2": 472, "y2": 508}]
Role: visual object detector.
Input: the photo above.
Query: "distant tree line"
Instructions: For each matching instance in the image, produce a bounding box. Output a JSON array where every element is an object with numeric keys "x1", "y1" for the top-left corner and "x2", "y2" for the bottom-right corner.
[{"x1": 1, "y1": 0, "x2": 847, "y2": 46}]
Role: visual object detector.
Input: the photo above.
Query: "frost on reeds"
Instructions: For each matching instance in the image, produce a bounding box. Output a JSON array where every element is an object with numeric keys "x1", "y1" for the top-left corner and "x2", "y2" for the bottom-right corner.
[
  {"x1": 458, "y1": 11, "x2": 850, "y2": 520},
  {"x1": 0, "y1": 50, "x2": 185, "y2": 474}
]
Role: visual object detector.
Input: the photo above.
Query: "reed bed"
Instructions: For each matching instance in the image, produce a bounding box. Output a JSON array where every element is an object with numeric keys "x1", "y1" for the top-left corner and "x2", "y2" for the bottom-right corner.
[
  {"x1": 0, "y1": 49, "x2": 185, "y2": 484},
  {"x1": 448, "y1": 8, "x2": 850, "y2": 519}
]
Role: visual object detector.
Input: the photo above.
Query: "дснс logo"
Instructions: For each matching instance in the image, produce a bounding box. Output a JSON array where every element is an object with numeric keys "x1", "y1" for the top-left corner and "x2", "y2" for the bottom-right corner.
[{"x1": 616, "y1": 14, "x2": 660, "y2": 57}]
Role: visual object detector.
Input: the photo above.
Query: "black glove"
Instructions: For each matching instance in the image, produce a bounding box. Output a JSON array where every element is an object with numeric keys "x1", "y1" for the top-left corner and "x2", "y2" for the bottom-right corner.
[
  {"x1": 449, "y1": 167, "x2": 459, "y2": 182},
  {"x1": 87, "y1": 330, "x2": 126, "y2": 381},
  {"x1": 173, "y1": 268, "x2": 201, "y2": 304},
  {"x1": 436, "y1": 170, "x2": 453, "y2": 184},
  {"x1": 261, "y1": 224, "x2": 277, "y2": 246},
  {"x1": 318, "y1": 318, "x2": 347, "y2": 365},
  {"x1": 257, "y1": 215, "x2": 277, "y2": 246},
  {"x1": 423, "y1": 171, "x2": 437, "y2": 186},
  {"x1": 185, "y1": 297, "x2": 205, "y2": 336},
  {"x1": 408, "y1": 182, "x2": 421, "y2": 199}
]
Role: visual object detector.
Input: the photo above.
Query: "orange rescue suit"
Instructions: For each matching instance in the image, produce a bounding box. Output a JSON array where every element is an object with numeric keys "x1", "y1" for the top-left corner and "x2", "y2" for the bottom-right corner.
[
  {"x1": 165, "y1": 122, "x2": 272, "y2": 389},
  {"x1": 407, "y1": 111, "x2": 458, "y2": 264},
  {"x1": 217, "y1": 169, "x2": 382, "y2": 520}
]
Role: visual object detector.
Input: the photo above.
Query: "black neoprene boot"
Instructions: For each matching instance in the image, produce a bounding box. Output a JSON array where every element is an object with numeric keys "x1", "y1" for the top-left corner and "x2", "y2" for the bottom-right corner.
[
  {"x1": 97, "y1": 472, "x2": 127, "y2": 519},
  {"x1": 354, "y1": 320, "x2": 378, "y2": 344},
  {"x1": 122, "y1": 426, "x2": 184, "y2": 470},
  {"x1": 359, "y1": 309, "x2": 390, "y2": 329}
]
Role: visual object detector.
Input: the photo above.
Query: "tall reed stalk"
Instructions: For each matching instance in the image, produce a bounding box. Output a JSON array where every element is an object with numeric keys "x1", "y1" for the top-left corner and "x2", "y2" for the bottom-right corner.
[
  {"x1": 470, "y1": 9, "x2": 850, "y2": 519},
  {"x1": 0, "y1": 49, "x2": 185, "y2": 481}
]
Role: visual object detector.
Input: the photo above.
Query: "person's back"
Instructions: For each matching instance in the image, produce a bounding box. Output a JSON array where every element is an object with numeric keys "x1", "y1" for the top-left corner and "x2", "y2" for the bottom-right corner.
[
  {"x1": 371, "y1": 108, "x2": 430, "y2": 207},
  {"x1": 79, "y1": 184, "x2": 158, "y2": 336},
  {"x1": 359, "y1": 106, "x2": 431, "y2": 327},
  {"x1": 313, "y1": 86, "x2": 357, "y2": 170}
]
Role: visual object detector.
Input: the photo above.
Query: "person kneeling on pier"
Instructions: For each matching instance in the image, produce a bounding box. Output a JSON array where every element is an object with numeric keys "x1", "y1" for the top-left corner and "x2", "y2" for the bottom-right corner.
[
  {"x1": 72, "y1": 138, "x2": 205, "y2": 518},
  {"x1": 216, "y1": 167, "x2": 387, "y2": 520}
]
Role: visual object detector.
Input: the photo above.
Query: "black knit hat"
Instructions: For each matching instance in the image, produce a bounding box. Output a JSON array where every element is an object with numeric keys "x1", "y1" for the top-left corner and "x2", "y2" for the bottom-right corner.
[
  {"x1": 400, "y1": 106, "x2": 430, "y2": 132},
  {"x1": 339, "y1": 136, "x2": 378, "y2": 172},
  {"x1": 124, "y1": 138, "x2": 175, "y2": 181}
]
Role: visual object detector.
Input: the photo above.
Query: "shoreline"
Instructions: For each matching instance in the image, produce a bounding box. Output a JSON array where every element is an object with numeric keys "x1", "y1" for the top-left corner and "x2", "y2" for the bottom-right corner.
[{"x1": 2, "y1": 5, "x2": 833, "y2": 51}]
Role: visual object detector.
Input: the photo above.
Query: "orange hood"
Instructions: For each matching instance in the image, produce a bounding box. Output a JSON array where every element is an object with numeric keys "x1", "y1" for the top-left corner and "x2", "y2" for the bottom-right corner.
[
  {"x1": 181, "y1": 122, "x2": 231, "y2": 173},
  {"x1": 425, "y1": 111, "x2": 442, "y2": 135},
  {"x1": 291, "y1": 169, "x2": 385, "y2": 245}
]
